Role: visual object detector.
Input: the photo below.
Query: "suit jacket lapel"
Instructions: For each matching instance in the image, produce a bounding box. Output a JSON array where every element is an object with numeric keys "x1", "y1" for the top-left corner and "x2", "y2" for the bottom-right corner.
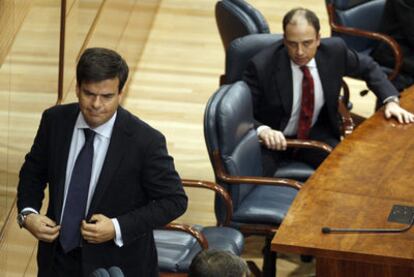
[
  {"x1": 87, "y1": 107, "x2": 131, "y2": 218},
  {"x1": 273, "y1": 48, "x2": 293, "y2": 119},
  {"x1": 315, "y1": 46, "x2": 336, "y2": 109},
  {"x1": 54, "y1": 105, "x2": 79, "y2": 222}
]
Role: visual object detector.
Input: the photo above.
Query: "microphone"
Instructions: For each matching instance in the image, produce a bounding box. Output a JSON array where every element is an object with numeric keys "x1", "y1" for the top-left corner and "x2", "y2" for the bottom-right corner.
[{"x1": 321, "y1": 215, "x2": 414, "y2": 234}]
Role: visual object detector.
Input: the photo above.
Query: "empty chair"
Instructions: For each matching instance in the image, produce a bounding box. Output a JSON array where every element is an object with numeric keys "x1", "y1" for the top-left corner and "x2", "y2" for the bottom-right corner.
[
  {"x1": 155, "y1": 179, "x2": 247, "y2": 275},
  {"x1": 215, "y1": 0, "x2": 270, "y2": 51},
  {"x1": 325, "y1": 0, "x2": 405, "y2": 93}
]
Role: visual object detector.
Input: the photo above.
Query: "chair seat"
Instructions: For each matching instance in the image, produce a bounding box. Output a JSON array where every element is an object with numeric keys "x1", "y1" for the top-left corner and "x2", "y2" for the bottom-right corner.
[
  {"x1": 274, "y1": 161, "x2": 314, "y2": 182},
  {"x1": 155, "y1": 226, "x2": 244, "y2": 273},
  {"x1": 233, "y1": 185, "x2": 297, "y2": 225}
]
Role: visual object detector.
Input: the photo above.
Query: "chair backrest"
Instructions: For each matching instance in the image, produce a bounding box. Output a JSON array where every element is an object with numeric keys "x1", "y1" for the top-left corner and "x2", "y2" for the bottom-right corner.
[
  {"x1": 215, "y1": 0, "x2": 270, "y2": 51},
  {"x1": 204, "y1": 81, "x2": 262, "y2": 223},
  {"x1": 326, "y1": 0, "x2": 385, "y2": 53},
  {"x1": 224, "y1": 33, "x2": 282, "y2": 84}
]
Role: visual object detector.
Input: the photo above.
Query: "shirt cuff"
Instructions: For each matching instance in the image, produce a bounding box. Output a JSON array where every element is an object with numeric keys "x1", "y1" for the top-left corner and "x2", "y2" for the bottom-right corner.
[
  {"x1": 383, "y1": 96, "x2": 400, "y2": 105},
  {"x1": 257, "y1": 125, "x2": 271, "y2": 136},
  {"x1": 112, "y1": 218, "x2": 124, "y2": 247},
  {"x1": 21, "y1": 207, "x2": 39, "y2": 214}
]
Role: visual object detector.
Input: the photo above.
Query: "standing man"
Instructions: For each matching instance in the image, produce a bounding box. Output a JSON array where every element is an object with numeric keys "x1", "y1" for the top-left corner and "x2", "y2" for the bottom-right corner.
[
  {"x1": 243, "y1": 7, "x2": 414, "y2": 176},
  {"x1": 17, "y1": 47, "x2": 188, "y2": 276}
]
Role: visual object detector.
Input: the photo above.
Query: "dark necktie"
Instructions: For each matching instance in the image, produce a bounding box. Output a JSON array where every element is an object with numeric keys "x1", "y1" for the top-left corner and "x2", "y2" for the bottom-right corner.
[
  {"x1": 297, "y1": 66, "x2": 315, "y2": 139},
  {"x1": 60, "y1": 128, "x2": 95, "y2": 253}
]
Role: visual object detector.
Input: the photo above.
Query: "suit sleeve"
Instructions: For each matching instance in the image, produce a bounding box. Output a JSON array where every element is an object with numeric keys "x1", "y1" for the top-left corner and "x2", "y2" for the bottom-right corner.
[
  {"x1": 342, "y1": 39, "x2": 399, "y2": 102},
  {"x1": 17, "y1": 110, "x2": 50, "y2": 213},
  {"x1": 117, "y1": 133, "x2": 187, "y2": 245}
]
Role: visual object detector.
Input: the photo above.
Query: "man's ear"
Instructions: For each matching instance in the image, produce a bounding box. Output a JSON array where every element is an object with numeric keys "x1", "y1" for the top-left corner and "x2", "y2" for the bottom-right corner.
[{"x1": 316, "y1": 33, "x2": 321, "y2": 46}]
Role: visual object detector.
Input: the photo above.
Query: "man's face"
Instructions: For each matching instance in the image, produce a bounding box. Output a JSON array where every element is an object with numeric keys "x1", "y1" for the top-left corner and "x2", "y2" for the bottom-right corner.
[
  {"x1": 76, "y1": 78, "x2": 122, "y2": 128},
  {"x1": 284, "y1": 20, "x2": 320, "y2": 66}
]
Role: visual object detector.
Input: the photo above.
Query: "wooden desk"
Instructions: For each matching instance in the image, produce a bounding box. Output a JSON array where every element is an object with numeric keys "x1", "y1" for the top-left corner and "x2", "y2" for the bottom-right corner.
[{"x1": 272, "y1": 87, "x2": 414, "y2": 276}]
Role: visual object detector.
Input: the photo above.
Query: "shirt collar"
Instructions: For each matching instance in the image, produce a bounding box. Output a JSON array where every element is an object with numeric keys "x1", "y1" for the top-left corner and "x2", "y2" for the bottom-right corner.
[
  {"x1": 290, "y1": 58, "x2": 317, "y2": 69},
  {"x1": 75, "y1": 111, "x2": 117, "y2": 139}
]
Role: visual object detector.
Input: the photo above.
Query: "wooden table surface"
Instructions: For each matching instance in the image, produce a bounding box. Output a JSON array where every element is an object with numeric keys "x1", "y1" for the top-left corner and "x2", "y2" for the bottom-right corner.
[{"x1": 272, "y1": 86, "x2": 414, "y2": 272}]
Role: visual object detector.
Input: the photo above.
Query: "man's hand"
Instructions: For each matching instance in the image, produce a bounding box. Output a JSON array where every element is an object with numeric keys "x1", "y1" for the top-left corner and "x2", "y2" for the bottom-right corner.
[
  {"x1": 258, "y1": 127, "x2": 287, "y2": 151},
  {"x1": 81, "y1": 214, "x2": 115, "y2": 244},
  {"x1": 384, "y1": 102, "x2": 414, "y2": 124},
  {"x1": 24, "y1": 214, "x2": 60, "y2": 242}
]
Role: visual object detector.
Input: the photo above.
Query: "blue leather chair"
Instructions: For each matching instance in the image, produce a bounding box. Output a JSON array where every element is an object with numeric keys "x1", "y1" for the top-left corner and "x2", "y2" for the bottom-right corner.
[
  {"x1": 203, "y1": 78, "x2": 339, "y2": 276},
  {"x1": 215, "y1": 0, "x2": 270, "y2": 85},
  {"x1": 215, "y1": 0, "x2": 269, "y2": 51},
  {"x1": 155, "y1": 179, "x2": 246, "y2": 275},
  {"x1": 326, "y1": 0, "x2": 404, "y2": 93}
]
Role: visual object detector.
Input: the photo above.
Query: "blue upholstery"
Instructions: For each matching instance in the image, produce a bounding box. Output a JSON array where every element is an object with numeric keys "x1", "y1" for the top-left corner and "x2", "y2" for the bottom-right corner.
[
  {"x1": 155, "y1": 225, "x2": 244, "y2": 273},
  {"x1": 328, "y1": 0, "x2": 385, "y2": 52},
  {"x1": 225, "y1": 33, "x2": 282, "y2": 84},
  {"x1": 234, "y1": 185, "x2": 296, "y2": 225},
  {"x1": 208, "y1": 81, "x2": 298, "y2": 226},
  {"x1": 215, "y1": 0, "x2": 270, "y2": 51}
]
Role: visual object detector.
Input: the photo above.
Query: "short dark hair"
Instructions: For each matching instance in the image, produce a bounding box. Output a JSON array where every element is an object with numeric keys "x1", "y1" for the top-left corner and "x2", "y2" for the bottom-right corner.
[
  {"x1": 189, "y1": 250, "x2": 250, "y2": 277},
  {"x1": 76, "y1": 47, "x2": 129, "y2": 92},
  {"x1": 283, "y1": 7, "x2": 320, "y2": 34}
]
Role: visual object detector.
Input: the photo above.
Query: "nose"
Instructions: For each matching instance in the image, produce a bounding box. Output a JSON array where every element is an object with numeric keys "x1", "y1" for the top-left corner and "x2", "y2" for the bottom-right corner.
[
  {"x1": 297, "y1": 44, "x2": 304, "y2": 56},
  {"x1": 91, "y1": 96, "x2": 102, "y2": 109}
]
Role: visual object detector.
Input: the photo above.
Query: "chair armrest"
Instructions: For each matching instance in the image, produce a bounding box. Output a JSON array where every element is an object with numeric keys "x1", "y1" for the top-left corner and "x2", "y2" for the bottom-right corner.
[
  {"x1": 327, "y1": 4, "x2": 402, "y2": 81},
  {"x1": 338, "y1": 99, "x2": 354, "y2": 137},
  {"x1": 181, "y1": 179, "x2": 233, "y2": 226},
  {"x1": 259, "y1": 138, "x2": 333, "y2": 153},
  {"x1": 213, "y1": 150, "x2": 302, "y2": 190},
  {"x1": 163, "y1": 223, "x2": 209, "y2": 250},
  {"x1": 286, "y1": 139, "x2": 333, "y2": 153}
]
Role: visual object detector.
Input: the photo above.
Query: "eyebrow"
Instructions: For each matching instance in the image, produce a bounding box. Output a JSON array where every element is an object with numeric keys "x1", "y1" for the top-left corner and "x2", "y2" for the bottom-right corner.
[{"x1": 82, "y1": 88, "x2": 116, "y2": 96}]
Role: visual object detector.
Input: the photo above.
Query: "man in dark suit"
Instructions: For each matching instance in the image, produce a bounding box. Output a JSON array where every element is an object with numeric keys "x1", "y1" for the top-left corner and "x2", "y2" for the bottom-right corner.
[
  {"x1": 243, "y1": 8, "x2": 414, "y2": 176},
  {"x1": 16, "y1": 47, "x2": 188, "y2": 276}
]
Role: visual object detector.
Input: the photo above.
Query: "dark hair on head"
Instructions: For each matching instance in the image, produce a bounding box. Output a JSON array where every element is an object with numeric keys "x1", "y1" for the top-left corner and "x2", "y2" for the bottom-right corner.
[
  {"x1": 76, "y1": 47, "x2": 129, "y2": 93},
  {"x1": 189, "y1": 249, "x2": 250, "y2": 277},
  {"x1": 283, "y1": 7, "x2": 320, "y2": 34}
]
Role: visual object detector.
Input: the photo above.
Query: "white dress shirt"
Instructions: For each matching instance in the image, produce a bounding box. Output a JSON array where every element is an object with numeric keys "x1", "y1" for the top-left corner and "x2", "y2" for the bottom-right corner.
[
  {"x1": 257, "y1": 58, "x2": 325, "y2": 137},
  {"x1": 23, "y1": 111, "x2": 124, "y2": 247}
]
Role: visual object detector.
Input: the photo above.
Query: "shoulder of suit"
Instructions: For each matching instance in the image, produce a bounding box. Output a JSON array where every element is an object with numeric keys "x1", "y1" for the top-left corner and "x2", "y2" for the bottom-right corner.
[
  {"x1": 320, "y1": 37, "x2": 347, "y2": 51},
  {"x1": 118, "y1": 106, "x2": 164, "y2": 140},
  {"x1": 251, "y1": 40, "x2": 284, "y2": 63},
  {"x1": 43, "y1": 102, "x2": 78, "y2": 114}
]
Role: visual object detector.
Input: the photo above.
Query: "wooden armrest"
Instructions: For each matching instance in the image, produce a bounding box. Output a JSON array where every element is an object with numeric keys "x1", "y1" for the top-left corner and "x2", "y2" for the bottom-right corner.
[
  {"x1": 259, "y1": 138, "x2": 333, "y2": 153},
  {"x1": 213, "y1": 150, "x2": 302, "y2": 190},
  {"x1": 181, "y1": 179, "x2": 233, "y2": 226},
  {"x1": 338, "y1": 99, "x2": 354, "y2": 137},
  {"x1": 286, "y1": 139, "x2": 333, "y2": 153},
  {"x1": 239, "y1": 224, "x2": 278, "y2": 236},
  {"x1": 164, "y1": 223, "x2": 209, "y2": 250},
  {"x1": 327, "y1": 4, "x2": 402, "y2": 81}
]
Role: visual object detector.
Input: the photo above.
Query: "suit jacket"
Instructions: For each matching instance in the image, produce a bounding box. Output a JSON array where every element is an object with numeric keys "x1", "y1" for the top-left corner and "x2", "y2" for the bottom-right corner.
[
  {"x1": 243, "y1": 37, "x2": 398, "y2": 139},
  {"x1": 17, "y1": 103, "x2": 188, "y2": 276}
]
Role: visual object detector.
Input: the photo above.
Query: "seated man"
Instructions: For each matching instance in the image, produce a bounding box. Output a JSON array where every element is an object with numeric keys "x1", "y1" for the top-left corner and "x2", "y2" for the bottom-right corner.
[
  {"x1": 371, "y1": 0, "x2": 414, "y2": 90},
  {"x1": 243, "y1": 7, "x2": 414, "y2": 176},
  {"x1": 189, "y1": 249, "x2": 251, "y2": 277}
]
